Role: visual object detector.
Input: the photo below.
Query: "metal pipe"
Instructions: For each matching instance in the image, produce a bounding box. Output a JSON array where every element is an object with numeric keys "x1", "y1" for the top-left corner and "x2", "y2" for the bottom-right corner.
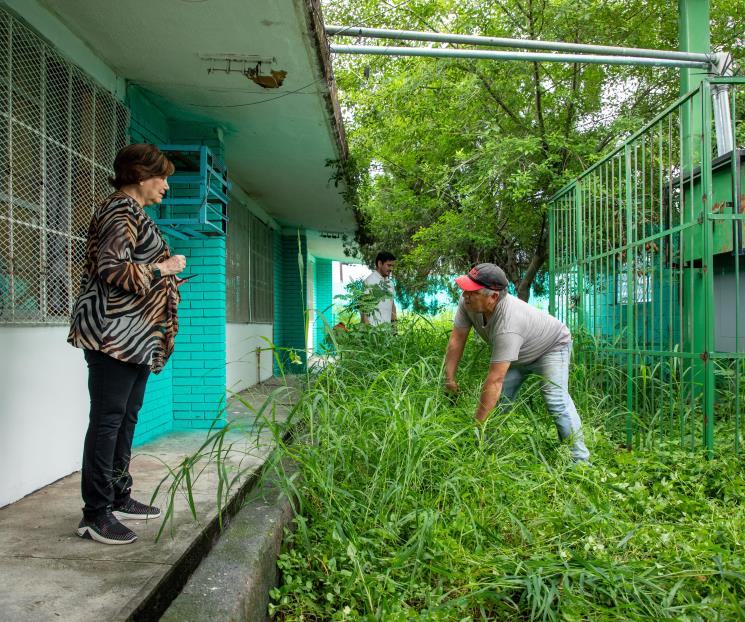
[
  {"x1": 326, "y1": 25, "x2": 714, "y2": 64},
  {"x1": 329, "y1": 44, "x2": 711, "y2": 70},
  {"x1": 712, "y1": 53, "x2": 734, "y2": 156}
]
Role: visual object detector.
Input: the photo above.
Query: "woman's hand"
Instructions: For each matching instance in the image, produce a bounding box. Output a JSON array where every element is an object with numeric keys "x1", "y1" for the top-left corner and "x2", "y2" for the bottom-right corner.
[{"x1": 155, "y1": 255, "x2": 186, "y2": 276}]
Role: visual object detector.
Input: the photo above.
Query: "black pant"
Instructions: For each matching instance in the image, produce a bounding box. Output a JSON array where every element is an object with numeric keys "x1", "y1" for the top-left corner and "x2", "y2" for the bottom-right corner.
[{"x1": 82, "y1": 350, "x2": 150, "y2": 519}]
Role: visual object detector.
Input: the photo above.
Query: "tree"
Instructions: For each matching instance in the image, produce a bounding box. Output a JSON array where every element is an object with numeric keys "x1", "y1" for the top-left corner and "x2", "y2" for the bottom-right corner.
[{"x1": 324, "y1": 0, "x2": 743, "y2": 305}]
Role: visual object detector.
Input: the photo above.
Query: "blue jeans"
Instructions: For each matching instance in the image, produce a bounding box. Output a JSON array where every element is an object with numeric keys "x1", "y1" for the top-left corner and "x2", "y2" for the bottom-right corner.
[{"x1": 500, "y1": 344, "x2": 590, "y2": 461}]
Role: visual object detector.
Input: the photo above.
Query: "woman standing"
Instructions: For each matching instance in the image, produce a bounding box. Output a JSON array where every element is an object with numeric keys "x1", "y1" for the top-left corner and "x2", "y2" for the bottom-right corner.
[{"x1": 68, "y1": 144, "x2": 185, "y2": 545}]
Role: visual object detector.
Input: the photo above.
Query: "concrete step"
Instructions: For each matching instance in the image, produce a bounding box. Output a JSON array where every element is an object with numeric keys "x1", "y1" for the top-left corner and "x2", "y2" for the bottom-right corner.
[
  {"x1": 160, "y1": 462, "x2": 298, "y2": 622},
  {"x1": 0, "y1": 379, "x2": 298, "y2": 622}
]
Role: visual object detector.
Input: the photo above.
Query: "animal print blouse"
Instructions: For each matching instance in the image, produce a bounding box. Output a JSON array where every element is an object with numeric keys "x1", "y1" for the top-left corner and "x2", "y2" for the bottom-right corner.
[{"x1": 68, "y1": 192, "x2": 180, "y2": 373}]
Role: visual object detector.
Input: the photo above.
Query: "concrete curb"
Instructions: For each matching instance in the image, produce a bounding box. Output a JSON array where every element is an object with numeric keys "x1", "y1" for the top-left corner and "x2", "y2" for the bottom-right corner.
[
  {"x1": 120, "y1": 414, "x2": 300, "y2": 621},
  {"x1": 160, "y1": 461, "x2": 298, "y2": 622}
]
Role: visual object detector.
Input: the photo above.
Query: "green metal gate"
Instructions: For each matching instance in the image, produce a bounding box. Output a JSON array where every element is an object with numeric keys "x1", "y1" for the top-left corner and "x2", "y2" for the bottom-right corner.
[{"x1": 549, "y1": 77, "x2": 745, "y2": 456}]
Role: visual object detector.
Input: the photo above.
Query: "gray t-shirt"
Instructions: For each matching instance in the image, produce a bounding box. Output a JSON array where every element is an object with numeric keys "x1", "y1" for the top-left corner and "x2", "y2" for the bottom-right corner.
[{"x1": 453, "y1": 293, "x2": 571, "y2": 364}]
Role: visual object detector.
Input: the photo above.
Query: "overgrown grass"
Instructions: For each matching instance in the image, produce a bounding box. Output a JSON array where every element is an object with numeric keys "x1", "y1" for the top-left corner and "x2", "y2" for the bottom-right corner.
[{"x1": 265, "y1": 317, "x2": 745, "y2": 621}]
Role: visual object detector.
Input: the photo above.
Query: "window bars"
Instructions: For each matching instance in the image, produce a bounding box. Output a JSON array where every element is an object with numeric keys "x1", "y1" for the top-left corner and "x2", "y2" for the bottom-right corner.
[
  {"x1": 549, "y1": 78, "x2": 745, "y2": 456},
  {"x1": 226, "y1": 201, "x2": 274, "y2": 324},
  {"x1": 0, "y1": 8, "x2": 129, "y2": 324}
]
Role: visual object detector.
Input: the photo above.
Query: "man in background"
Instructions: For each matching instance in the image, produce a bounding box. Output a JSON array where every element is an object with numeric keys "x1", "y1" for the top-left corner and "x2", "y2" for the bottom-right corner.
[{"x1": 361, "y1": 251, "x2": 397, "y2": 326}]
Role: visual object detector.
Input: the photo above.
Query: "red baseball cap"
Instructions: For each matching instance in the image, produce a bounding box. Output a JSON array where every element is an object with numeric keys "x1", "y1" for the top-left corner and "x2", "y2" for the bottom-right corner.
[{"x1": 455, "y1": 263, "x2": 508, "y2": 291}]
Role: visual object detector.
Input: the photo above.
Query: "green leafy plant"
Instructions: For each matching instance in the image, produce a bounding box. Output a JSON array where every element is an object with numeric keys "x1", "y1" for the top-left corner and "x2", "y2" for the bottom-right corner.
[
  {"x1": 334, "y1": 278, "x2": 394, "y2": 325},
  {"x1": 264, "y1": 317, "x2": 745, "y2": 621}
]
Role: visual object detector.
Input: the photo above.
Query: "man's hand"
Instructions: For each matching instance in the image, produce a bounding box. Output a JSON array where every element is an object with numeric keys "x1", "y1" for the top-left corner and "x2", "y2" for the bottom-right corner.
[
  {"x1": 444, "y1": 379, "x2": 459, "y2": 394},
  {"x1": 444, "y1": 327, "x2": 469, "y2": 395}
]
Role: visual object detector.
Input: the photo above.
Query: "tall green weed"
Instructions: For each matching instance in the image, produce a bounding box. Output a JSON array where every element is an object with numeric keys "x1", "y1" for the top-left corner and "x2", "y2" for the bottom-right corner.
[{"x1": 268, "y1": 317, "x2": 745, "y2": 621}]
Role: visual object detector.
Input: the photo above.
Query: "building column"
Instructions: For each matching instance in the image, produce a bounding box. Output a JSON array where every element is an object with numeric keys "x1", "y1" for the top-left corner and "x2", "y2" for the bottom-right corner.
[
  {"x1": 170, "y1": 236, "x2": 227, "y2": 430},
  {"x1": 273, "y1": 230, "x2": 308, "y2": 373},
  {"x1": 314, "y1": 258, "x2": 334, "y2": 354}
]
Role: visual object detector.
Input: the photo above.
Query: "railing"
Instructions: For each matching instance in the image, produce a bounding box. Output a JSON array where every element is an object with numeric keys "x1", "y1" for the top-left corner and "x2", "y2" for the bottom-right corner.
[{"x1": 549, "y1": 78, "x2": 745, "y2": 456}]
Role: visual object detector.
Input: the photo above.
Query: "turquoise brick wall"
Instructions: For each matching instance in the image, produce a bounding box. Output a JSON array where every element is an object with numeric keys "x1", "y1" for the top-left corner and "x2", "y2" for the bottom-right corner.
[
  {"x1": 314, "y1": 258, "x2": 334, "y2": 354},
  {"x1": 273, "y1": 230, "x2": 283, "y2": 376},
  {"x1": 128, "y1": 85, "x2": 174, "y2": 446},
  {"x1": 274, "y1": 231, "x2": 308, "y2": 372},
  {"x1": 127, "y1": 86, "x2": 229, "y2": 439},
  {"x1": 133, "y1": 371, "x2": 173, "y2": 446},
  {"x1": 171, "y1": 236, "x2": 227, "y2": 430}
]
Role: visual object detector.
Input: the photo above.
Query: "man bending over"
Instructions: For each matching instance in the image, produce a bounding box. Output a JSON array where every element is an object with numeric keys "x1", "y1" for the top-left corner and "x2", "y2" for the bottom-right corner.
[{"x1": 444, "y1": 263, "x2": 590, "y2": 463}]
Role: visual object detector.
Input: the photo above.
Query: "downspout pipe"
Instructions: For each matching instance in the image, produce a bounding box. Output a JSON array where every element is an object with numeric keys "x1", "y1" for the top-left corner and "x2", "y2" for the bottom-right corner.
[
  {"x1": 326, "y1": 25, "x2": 716, "y2": 65},
  {"x1": 712, "y1": 53, "x2": 734, "y2": 156},
  {"x1": 329, "y1": 44, "x2": 711, "y2": 70}
]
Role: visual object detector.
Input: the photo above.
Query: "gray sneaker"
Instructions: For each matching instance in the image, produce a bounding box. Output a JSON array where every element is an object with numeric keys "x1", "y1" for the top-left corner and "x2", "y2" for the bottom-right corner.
[{"x1": 113, "y1": 498, "x2": 161, "y2": 520}]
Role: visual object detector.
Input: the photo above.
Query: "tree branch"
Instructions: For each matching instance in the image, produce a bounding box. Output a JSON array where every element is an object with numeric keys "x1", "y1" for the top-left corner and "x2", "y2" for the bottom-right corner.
[{"x1": 456, "y1": 64, "x2": 526, "y2": 128}]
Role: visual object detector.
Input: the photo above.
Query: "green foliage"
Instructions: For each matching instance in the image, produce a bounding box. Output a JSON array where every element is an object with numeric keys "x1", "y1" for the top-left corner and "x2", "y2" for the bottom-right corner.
[
  {"x1": 324, "y1": 0, "x2": 744, "y2": 303},
  {"x1": 268, "y1": 318, "x2": 745, "y2": 620},
  {"x1": 334, "y1": 278, "x2": 393, "y2": 324}
]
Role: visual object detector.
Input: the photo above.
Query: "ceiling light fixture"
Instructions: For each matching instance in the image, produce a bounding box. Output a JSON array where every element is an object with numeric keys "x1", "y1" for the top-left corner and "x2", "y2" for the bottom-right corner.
[{"x1": 200, "y1": 54, "x2": 287, "y2": 88}]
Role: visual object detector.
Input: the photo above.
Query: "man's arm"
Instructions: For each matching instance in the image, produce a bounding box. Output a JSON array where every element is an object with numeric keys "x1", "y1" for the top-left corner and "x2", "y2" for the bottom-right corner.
[
  {"x1": 391, "y1": 301, "x2": 397, "y2": 322},
  {"x1": 475, "y1": 361, "x2": 511, "y2": 423},
  {"x1": 444, "y1": 327, "x2": 470, "y2": 392},
  {"x1": 360, "y1": 311, "x2": 370, "y2": 325}
]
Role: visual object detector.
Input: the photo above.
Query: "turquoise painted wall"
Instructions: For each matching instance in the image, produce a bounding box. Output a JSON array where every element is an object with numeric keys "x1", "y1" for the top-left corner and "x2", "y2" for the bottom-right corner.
[
  {"x1": 314, "y1": 258, "x2": 334, "y2": 354},
  {"x1": 127, "y1": 86, "x2": 174, "y2": 446},
  {"x1": 585, "y1": 267, "x2": 681, "y2": 349},
  {"x1": 168, "y1": 125, "x2": 227, "y2": 430},
  {"x1": 273, "y1": 230, "x2": 283, "y2": 376},
  {"x1": 171, "y1": 236, "x2": 227, "y2": 430},
  {"x1": 274, "y1": 232, "x2": 308, "y2": 372},
  {"x1": 127, "y1": 85, "x2": 228, "y2": 439}
]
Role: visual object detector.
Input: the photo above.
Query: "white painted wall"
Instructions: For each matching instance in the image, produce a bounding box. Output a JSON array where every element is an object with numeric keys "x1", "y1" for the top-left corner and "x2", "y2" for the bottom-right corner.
[
  {"x1": 226, "y1": 323, "x2": 274, "y2": 394},
  {"x1": 0, "y1": 327, "x2": 89, "y2": 507}
]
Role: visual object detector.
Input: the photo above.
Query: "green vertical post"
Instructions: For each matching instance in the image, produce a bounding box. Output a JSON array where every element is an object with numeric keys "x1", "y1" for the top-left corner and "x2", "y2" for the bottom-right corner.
[
  {"x1": 625, "y1": 144, "x2": 634, "y2": 448},
  {"x1": 314, "y1": 258, "x2": 334, "y2": 354},
  {"x1": 679, "y1": 0, "x2": 710, "y2": 452},
  {"x1": 700, "y1": 81, "x2": 716, "y2": 457},
  {"x1": 549, "y1": 197, "x2": 556, "y2": 317},
  {"x1": 575, "y1": 181, "x2": 584, "y2": 331},
  {"x1": 731, "y1": 87, "x2": 742, "y2": 456},
  {"x1": 274, "y1": 230, "x2": 308, "y2": 373},
  {"x1": 679, "y1": 0, "x2": 709, "y2": 170}
]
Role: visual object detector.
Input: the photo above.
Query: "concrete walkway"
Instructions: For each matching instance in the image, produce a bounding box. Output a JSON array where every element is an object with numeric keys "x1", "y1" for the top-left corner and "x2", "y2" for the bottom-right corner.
[{"x1": 0, "y1": 378, "x2": 298, "y2": 622}]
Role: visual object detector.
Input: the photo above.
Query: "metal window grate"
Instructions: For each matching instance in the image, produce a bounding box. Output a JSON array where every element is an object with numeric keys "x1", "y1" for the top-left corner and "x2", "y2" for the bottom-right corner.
[
  {"x1": 0, "y1": 8, "x2": 129, "y2": 324},
  {"x1": 226, "y1": 200, "x2": 274, "y2": 324}
]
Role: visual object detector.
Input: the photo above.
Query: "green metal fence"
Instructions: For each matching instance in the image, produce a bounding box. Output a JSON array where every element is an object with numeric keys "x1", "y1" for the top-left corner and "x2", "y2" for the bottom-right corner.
[{"x1": 549, "y1": 77, "x2": 745, "y2": 456}]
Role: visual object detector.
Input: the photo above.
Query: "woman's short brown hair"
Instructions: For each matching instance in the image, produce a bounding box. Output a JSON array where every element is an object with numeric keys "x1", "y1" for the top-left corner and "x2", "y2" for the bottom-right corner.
[{"x1": 109, "y1": 143, "x2": 175, "y2": 189}]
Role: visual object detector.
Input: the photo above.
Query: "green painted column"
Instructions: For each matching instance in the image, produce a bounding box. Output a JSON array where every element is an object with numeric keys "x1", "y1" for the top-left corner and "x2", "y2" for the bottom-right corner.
[
  {"x1": 314, "y1": 258, "x2": 334, "y2": 354},
  {"x1": 127, "y1": 86, "x2": 174, "y2": 445},
  {"x1": 273, "y1": 230, "x2": 283, "y2": 376},
  {"x1": 679, "y1": 0, "x2": 709, "y2": 171},
  {"x1": 679, "y1": 0, "x2": 712, "y2": 451},
  {"x1": 273, "y1": 231, "x2": 308, "y2": 373}
]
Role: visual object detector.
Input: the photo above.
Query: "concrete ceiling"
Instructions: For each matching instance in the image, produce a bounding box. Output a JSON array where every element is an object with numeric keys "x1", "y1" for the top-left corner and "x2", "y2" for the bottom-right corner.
[{"x1": 39, "y1": 0, "x2": 356, "y2": 234}]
